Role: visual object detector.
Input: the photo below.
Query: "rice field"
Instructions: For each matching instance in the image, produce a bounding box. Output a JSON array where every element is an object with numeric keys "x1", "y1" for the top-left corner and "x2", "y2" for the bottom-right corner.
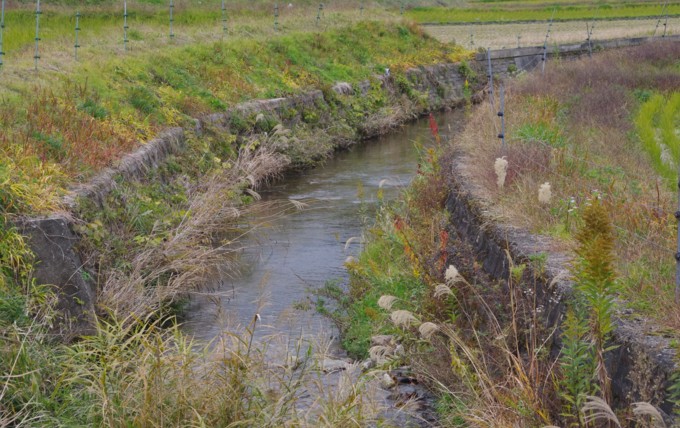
[{"x1": 424, "y1": 17, "x2": 678, "y2": 49}]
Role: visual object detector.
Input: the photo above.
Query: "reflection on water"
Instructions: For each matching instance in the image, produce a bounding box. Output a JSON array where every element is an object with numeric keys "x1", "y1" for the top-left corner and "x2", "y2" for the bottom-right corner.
[{"x1": 182, "y1": 110, "x2": 465, "y2": 352}]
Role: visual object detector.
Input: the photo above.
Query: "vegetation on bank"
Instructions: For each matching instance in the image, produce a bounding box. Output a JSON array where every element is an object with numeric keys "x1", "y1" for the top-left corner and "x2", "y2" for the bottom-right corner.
[
  {"x1": 0, "y1": 21, "x2": 459, "y2": 205},
  {"x1": 327, "y1": 132, "x2": 635, "y2": 425},
  {"x1": 0, "y1": 20, "x2": 474, "y2": 425},
  {"x1": 407, "y1": 3, "x2": 679, "y2": 24},
  {"x1": 330, "y1": 64, "x2": 678, "y2": 422},
  {"x1": 455, "y1": 41, "x2": 680, "y2": 328},
  {"x1": 0, "y1": 18, "x2": 464, "y2": 301}
]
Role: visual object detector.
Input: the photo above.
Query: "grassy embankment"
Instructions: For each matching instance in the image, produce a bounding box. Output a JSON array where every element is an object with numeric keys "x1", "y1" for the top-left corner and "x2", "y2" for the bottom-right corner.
[
  {"x1": 329, "y1": 42, "x2": 680, "y2": 426},
  {"x1": 461, "y1": 42, "x2": 680, "y2": 326},
  {"x1": 0, "y1": 16, "x2": 472, "y2": 425}
]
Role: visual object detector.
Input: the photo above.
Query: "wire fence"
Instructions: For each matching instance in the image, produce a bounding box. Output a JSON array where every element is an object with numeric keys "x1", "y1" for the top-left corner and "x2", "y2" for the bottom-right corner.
[
  {"x1": 0, "y1": 1, "x2": 379, "y2": 72},
  {"x1": 0, "y1": 1, "x2": 676, "y2": 73}
]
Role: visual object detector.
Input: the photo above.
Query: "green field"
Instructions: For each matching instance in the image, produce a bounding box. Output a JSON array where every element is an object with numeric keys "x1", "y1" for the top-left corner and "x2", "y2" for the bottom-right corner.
[{"x1": 407, "y1": 3, "x2": 679, "y2": 23}]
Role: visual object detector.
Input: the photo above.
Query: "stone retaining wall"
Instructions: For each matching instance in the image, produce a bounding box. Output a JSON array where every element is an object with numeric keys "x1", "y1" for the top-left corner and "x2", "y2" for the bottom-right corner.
[{"x1": 445, "y1": 140, "x2": 678, "y2": 418}]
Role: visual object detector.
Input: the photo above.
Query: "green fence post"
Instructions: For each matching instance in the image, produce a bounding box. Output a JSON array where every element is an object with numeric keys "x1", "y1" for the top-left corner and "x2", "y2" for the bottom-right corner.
[
  {"x1": 169, "y1": 0, "x2": 174, "y2": 40},
  {"x1": 34, "y1": 0, "x2": 41, "y2": 71},
  {"x1": 124, "y1": 0, "x2": 129, "y2": 51},
  {"x1": 75, "y1": 12, "x2": 81, "y2": 61},
  {"x1": 0, "y1": 0, "x2": 5, "y2": 68},
  {"x1": 221, "y1": 0, "x2": 227, "y2": 36},
  {"x1": 316, "y1": 3, "x2": 323, "y2": 27}
]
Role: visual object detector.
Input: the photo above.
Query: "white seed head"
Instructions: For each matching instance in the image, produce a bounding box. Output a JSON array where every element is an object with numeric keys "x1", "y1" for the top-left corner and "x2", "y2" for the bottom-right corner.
[
  {"x1": 418, "y1": 322, "x2": 439, "y2": 339},
  {"x1": 445, "y1": 265, "x2": 461, "y2": 284},
  {"x1": 494, "y1": 157, "x2": 508, "y2": 189},
  {"x1": 632, "y1": 402, "x2": 666, "y2": 428},
  {"x1": 434, "y1": 283, "x2": 454, "y2": 299},
  {"x1": 390, "y1": 310, "x2": 419, "y2": 328},
  {"x1": 377, "y1": 295, "x2": 398, "y2": 311},
  {"x1": 369, "y1": 345, "x2": 393, "y2": 364},
  {"x1": 344, "y1": 236, "x2": 360, "y2": 252},
  {"x1": 538, "y1": 182, "x2": 552, "y2": 205}
]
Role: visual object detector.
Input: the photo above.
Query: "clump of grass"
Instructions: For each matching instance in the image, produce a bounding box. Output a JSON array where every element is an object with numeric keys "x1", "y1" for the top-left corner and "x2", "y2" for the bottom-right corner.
[{"x1": 1, "y1": 303, "x2": 383, "y2": 426}]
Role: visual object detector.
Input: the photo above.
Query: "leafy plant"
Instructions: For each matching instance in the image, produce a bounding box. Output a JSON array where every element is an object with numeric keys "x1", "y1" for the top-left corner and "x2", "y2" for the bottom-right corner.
[{"x1": 568, "y1": 197, "x2": 619, "y2": 406}]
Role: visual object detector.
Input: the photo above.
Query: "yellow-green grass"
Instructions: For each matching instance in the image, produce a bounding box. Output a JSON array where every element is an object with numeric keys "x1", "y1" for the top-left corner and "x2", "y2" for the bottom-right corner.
[
  {"x1": 407, "y1": 3, "x2": 680, "y2": 23},
  {"x1": 454, "y1": 41, "x2": 680, "y2": 329},
  {"x1": 425, "y1": 18, "x2": 677, "y2": 49},
  {"x1": 0, "y1": 20, "x2": 460, "y2": 215}
]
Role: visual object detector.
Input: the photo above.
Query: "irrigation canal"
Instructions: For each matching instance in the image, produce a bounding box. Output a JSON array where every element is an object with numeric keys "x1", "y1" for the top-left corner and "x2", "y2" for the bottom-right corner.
[
  {"x1": 181, "y1": 109, "x2": 466, "y2": 422},
  {"x1": 183, "y1": 108, "x2": 465, "y2": 347}
]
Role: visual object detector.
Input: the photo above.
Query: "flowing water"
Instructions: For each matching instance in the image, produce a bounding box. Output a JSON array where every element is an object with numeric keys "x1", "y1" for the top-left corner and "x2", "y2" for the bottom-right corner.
[{"x1": 182, "y1": 108, "x2": 466, "y2": 423}]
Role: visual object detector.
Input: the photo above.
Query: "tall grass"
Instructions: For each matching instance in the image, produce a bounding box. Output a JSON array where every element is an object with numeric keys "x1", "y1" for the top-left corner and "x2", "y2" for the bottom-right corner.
[{"x1": 1, "y1": 306, "x2": 384, "y2": 426}]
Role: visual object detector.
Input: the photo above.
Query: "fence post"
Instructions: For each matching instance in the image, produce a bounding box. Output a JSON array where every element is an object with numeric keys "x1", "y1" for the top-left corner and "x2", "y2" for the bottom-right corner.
[
  {"x1": 75, "y1": 12, "x2": 80, "y2": 61},
  {"x1": 487, "y1": 48, "x2": 495, "y2": 111},
  {"x1": 0, "y1": 0, "x2": 5, "y2": 69},
  {"x1": 654, "y1": 1, "x2": 668, "y2": 37},
  {"x1": 498, "y1": 84, "x2": 506, "y2": 150},
  {"x1": 662, "y1": 11, "x2": 668, "y2": 37},
  {"x1": 124, "y1": 0, "x2": 129, "y2": 51},
  {"x1": 542, "y1": 10, "x2": 555, "y2": 75},
  {"x1": 221, "y1": 0, "x2": 227, "y2": 36},
  {"x1": 316, "y1": 3, "x2": 323, "y2": 27},
  {"x1": 360, "y1": 1, "x2": 363, "y2": 16},
  {"x1": 586, "y1": 22, "x2": 594, "y2": 58},
  {"x1": 169, "y1": 0, "x2": 174, "y2": 40},
  {"x1": 400, "y1": 2, "x2": 404, "y2": 15},
  {"x1": 34, "y1": 0, "x2": 41, "y2": 71},
  {"x1": 274, "y1": 3, "x2": 279, "y2": 32}
]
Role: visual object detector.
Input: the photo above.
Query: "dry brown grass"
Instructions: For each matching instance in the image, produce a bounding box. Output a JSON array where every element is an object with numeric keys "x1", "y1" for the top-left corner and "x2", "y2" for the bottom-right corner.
[
  {"x1": 425, "y1": 18, "x2": 679, "y2": 50},
  {"x1": 453, "y1": 40, "x2": 680, "y2": 328},
  {"x1": 99, "y1": 145, "x2": 290, "y2": 320}
]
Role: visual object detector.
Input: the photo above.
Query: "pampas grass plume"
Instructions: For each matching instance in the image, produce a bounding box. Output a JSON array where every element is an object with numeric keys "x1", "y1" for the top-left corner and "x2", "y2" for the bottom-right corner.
[
  {"x1": 390, "y1": 310, "x2": 419, "y2": 328},
  {"x1": 434, "y1": 284, "x2": 454, "y2": 299},
  {"x1": 632, "y1": 402, "x2": 666, "y2": 427},
  {"x1": 445, "y1": 265, "x2": 461, "y2": 285},
  {"x1": 538, "y1": 182, "x2": 552, "y2": 205},
  {"x1": 369, "y1": 345, "x2": 392, "y2": 364},
  {"x1": 581, "y1": 396, "x2": 621, "y2": 427},
  {"x1": 378, "y1": 295, "x2": 397, "y2": 311},
  {"x1": 494, "y1": 157, "x2": 508, "y2": 189},
  {"x1": 418, "y1": 322, "x2": 439, "y2": 339}
]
